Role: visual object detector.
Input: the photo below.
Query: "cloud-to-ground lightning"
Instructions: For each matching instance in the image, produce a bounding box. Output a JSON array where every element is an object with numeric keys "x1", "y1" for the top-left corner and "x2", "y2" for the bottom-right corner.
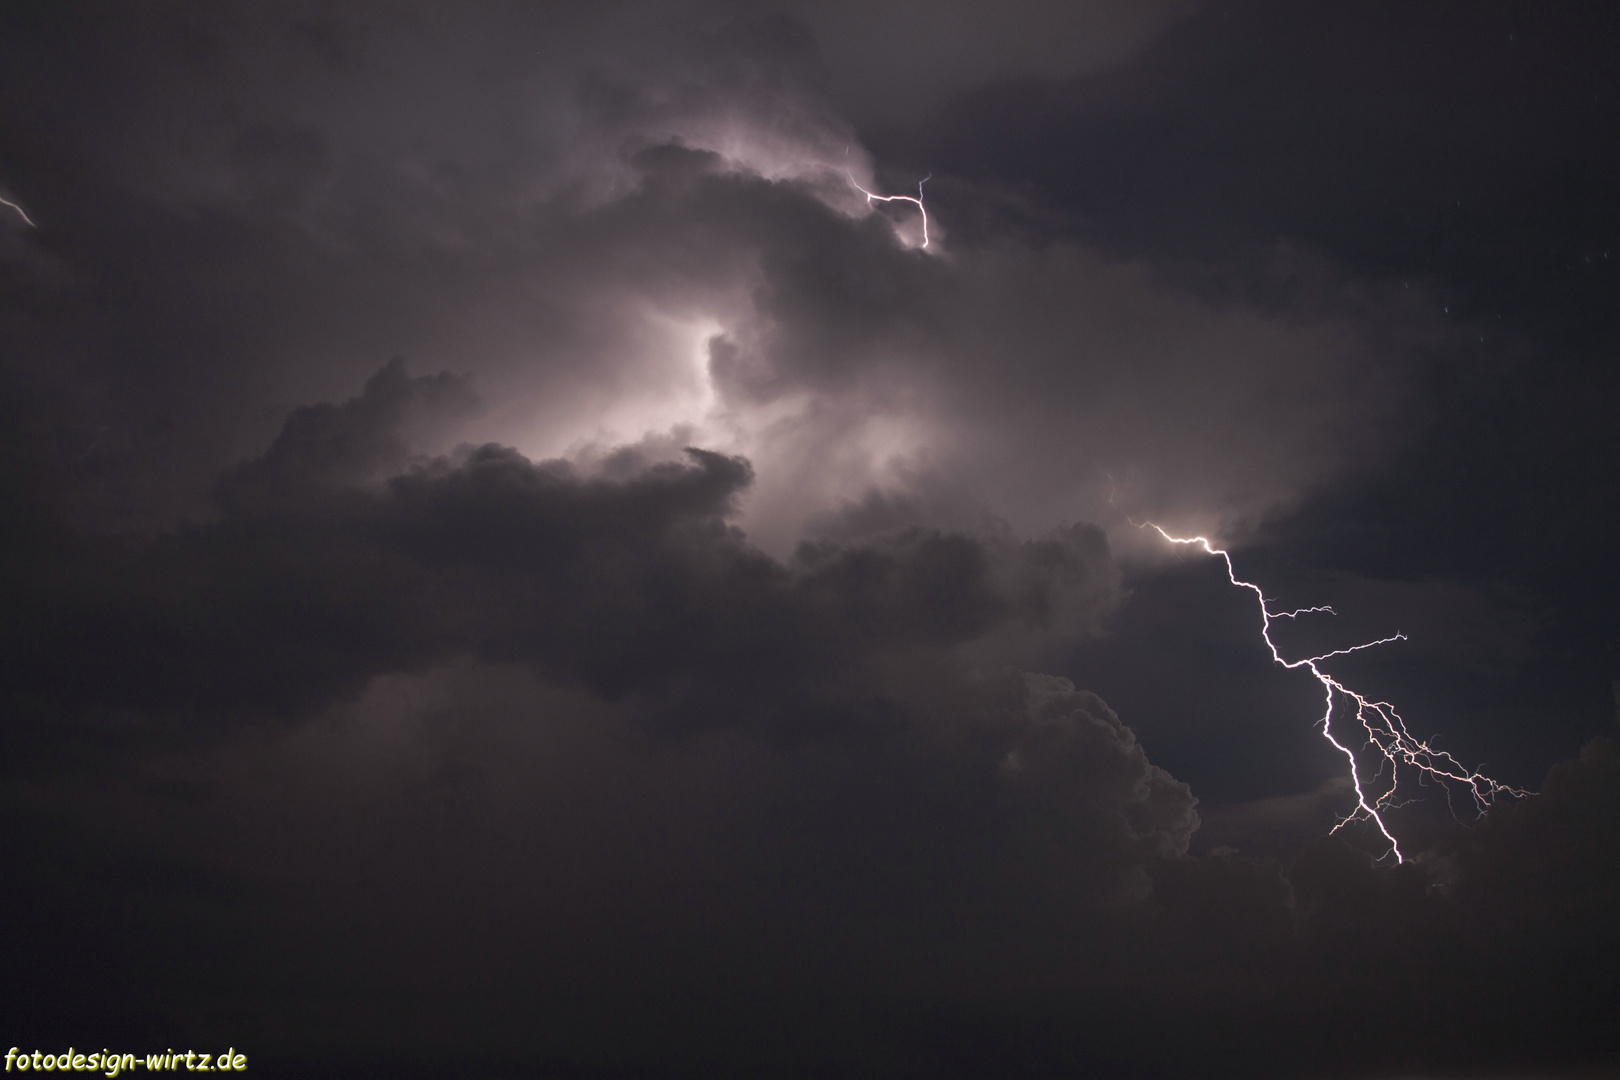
[
  {"x1": 848, "y1": 172, "x2": 930, "y2": 248},
  {"x1": 1, "y1": 194, "x2": 36, "y2": 227},
  {"x1": 1144, "y1": 524, "x2": 1528, "y2": 862}
]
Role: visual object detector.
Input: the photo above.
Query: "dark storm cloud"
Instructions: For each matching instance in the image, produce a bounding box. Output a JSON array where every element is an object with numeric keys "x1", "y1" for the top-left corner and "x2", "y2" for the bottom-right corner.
[
  {"x1": 3, "y1": 359, "x2": 1124, "y2": 743},
  {"x1": 3, "y1": 2, "x2": 1618, "y2": 1077},
  {"x1": 0, "y1": 0, "x2": 1453, "y2": 556},
  {"x1": 6, "y1": 662, "x2": 1616, "y2": 1076},
  {"x1": 789, "y1": 0, "x2": 1198, "y2": 129}
]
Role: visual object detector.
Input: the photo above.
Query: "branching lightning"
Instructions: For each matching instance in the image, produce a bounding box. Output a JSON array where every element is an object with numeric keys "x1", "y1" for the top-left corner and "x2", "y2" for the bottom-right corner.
[
  {"x1": 1143, "y1": 523, "x2": 1528, "y2": 862},
  {"x1": 1, "y1": 195, "x2": 36, "y2": 228},
  {"x1": 848, "y1": 172, "x2": 930, "y2": 248}
]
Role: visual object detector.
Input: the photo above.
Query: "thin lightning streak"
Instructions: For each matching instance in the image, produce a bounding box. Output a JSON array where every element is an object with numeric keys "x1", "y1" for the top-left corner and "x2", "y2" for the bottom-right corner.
[
  {"x1": 1142, "y1": 523, "x2": 1529, "y2": 862},
  {"x1": 848, "y1": 172, "x2": 930, "y2": 248},
  {"x1": 1, "y1": 195, "x2": 36, "y2": 228},
  {"x1": 1272, "y1": 605, "x2": 1335, "y2": 619},
  {"x1": 1303, "y1": 635, "x2": 1409, "y2": 665}
]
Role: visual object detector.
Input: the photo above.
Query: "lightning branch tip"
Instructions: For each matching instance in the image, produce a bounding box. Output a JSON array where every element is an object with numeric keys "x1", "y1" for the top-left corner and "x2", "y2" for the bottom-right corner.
[{"x1": 1, "y1": 195, "x2": 36, "y2": 228}]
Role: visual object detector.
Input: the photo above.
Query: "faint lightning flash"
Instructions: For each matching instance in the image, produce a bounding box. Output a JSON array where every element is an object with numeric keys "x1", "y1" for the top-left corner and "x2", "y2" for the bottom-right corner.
[
  {"x1": 1143, "y1": 523, "x2": 1528, "y2": 862},
  {"x1": 1, "y1": 194, "x2": 36, "y2": 228},
  {"x1": 848, "y1": 172, "x2": 930, "y2": 248}
]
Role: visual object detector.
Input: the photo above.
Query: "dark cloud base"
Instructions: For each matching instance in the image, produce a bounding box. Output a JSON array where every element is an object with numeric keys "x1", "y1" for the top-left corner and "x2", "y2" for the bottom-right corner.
[{"x1": 4, "y1": 748, "x2": 1617, "y2": 1079}]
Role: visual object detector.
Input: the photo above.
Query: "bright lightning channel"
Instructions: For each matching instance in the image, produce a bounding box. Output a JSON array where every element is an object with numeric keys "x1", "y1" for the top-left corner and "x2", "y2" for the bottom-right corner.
[
  {"x1": 1143, "y1": 523, "x2": 1528, "y2": 862},
  {"x1": 848, "y1": 173, "x2": 930, "y2": 248},
  {"x1": 1, "y1": 195, "x2": 36, "y2": 228}
]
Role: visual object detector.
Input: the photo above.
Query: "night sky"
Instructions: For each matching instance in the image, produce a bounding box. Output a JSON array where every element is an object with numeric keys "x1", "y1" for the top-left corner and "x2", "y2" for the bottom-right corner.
[{"x1": 2, "y1": 3, "x2": 1617, "y2": 1077}]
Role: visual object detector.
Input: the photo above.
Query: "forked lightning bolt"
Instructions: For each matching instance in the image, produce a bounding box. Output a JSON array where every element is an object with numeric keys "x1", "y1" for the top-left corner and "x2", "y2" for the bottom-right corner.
[
  {"x1": 848, "y1": 173, "x2": 930, "y2": 248},
  {"x1": 1144, "y1": 523, "x2": 1528, "y2": 862}
]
